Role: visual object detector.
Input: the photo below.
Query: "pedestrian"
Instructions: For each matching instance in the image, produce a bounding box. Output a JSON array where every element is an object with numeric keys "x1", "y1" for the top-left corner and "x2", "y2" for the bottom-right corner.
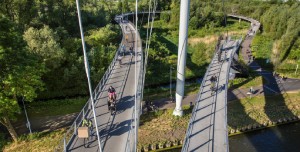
[
  {"x1": 125, "y1": 35, "x2": 129, "y2": 43},
  {"x1": 218, "y1": 50, "x2": 222, "y2": 62},
  {"x1": 190, "y1": 102, "x2": 193, "y2": 109},
  {"x1": 130, "y1": 46, "x2": 133, "y2": 56},
  {"x1": 118, "y1": 55, "x2": 122, "y2": 67}
]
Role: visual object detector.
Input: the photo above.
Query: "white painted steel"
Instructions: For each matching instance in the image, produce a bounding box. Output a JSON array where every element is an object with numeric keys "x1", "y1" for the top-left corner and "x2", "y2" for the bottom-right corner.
[
  {"x1": 174, "y1": 0, "x2": 191, "y2": 116},
  {"x1": 75, "y1": 0, "x2": 102, "y2": 151}
]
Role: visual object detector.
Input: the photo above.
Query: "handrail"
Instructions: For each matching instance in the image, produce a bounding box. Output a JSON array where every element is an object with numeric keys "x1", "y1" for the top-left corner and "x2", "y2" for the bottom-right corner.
[
  {"x1": 123, "y1": 20, "x2": 144, "y2": 152},
  {"x1": 182, "y1": 38, "x2": 242, "y2": 152},
  {"x1": 55, "y1": 14, "x2": 127, "y2": 151},
  {"x1": 182, "y1": 42, "x2": 222, "y2": 151},
  {"x1": 223, "y1": 38, "x2": 242, "y2": 151},
  {"x1": 55, "y1": 43, "x2": 121, "y2": 151}
]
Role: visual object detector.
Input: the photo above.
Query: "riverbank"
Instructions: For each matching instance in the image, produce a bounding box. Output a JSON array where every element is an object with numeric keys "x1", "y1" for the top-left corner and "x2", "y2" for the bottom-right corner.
[{"x1": 137, "y1": 92, "x2": 300, "y2": 151}]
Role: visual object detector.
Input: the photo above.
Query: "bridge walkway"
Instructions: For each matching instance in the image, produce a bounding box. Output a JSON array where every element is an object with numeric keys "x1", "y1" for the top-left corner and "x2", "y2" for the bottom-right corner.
[
  {"x1": 66, "y1": 20, "x2": 142, "y2": 152},
  {"x1": 182, "y1": 39, "x2": 241, "y2": 152}
]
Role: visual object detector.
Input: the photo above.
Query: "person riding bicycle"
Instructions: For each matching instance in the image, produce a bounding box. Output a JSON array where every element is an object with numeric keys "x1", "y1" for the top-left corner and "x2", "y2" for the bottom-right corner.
[
  {"x1": 210, "y1": 75, "x2": 217, "y2": 91},
  {"x1": 108, "y1": 86, "x2": 116, "y2": 102}
]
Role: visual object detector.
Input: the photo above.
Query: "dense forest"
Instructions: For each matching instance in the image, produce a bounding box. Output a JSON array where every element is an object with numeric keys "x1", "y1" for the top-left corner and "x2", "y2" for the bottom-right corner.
[{"x1": 0, "y1": 0, "x2": 299, "y2": 142}]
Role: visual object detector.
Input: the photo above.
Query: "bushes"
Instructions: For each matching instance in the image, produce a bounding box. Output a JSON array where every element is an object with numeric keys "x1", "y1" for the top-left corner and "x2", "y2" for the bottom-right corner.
[
  {"x1": 0, "y1": 133, "x2": 7, "y2": 151},
  {"x1": 160, "y1": 12, "x2": 171, "y2": 22}
]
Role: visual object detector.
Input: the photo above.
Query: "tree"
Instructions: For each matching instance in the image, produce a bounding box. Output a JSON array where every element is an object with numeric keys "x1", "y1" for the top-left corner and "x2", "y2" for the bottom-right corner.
[
  {"x1": 86, "y1": 24, "x2": 119, "y2": 47},
  {"x1": 23, "y1": 25, "x2": 65, "y2": 69},
  {"x1": 191, "y1": 42, "x2": 211, "y2": 66},
  {"x1": 0, "y1": 15, "x2": 44, "y2": 141}
]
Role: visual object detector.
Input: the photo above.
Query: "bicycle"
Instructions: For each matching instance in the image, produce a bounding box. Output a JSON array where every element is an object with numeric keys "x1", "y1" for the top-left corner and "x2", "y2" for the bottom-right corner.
[
  {"x1": 108, "y1": 94, "x2": 117, "y2": 114},
  {"x1": 146, "y1": 102, "x2": 158, "y2": 113},
  {"x1": 211, "y1": 81, "x2": 217, "y2": 95}
]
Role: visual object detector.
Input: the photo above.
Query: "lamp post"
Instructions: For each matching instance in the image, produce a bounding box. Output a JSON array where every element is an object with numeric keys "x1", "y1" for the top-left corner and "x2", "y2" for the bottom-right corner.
[
  {"x1": 22, "y1": 97, "x2": 32, "y2": 134},
  {"x1": 170, "y1": 66, "x2": 174, "y2": 102}
]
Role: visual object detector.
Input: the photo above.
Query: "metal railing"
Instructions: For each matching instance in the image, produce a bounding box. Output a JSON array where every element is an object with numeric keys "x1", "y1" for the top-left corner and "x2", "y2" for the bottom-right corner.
[
  {"x1": 115, "y1": 12, "x2": 146, "y2": 152},
  {"x1": 227, "y1": 14, "x2": 261, "y2": 27},
  {"x1": 182, "y1": 44, "x2": 222, "y2": 151},
  {"x1": 55, "y1": 35, "x2": 123, "y2": 152},
  {"x1": 124, "y1": 21, "x2": 144, "y2": 152},
  {"x1": 182, "y1": 38, "x2": 243, "y2": 152},
  {"x1": 223, "y1": 38, "x2": 242, "y2": 151}
]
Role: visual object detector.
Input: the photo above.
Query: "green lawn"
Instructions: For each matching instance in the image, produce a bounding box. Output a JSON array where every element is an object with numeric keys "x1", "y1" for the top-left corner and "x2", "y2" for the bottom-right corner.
[
  {"x1": 228, "y1": 92, "x2": 300, "y2": 130},
  {"x1": 251, "y1": 34, "x2": 300, "y2": 79},
  {"x1": 21, "y1": 97, "x2": 87, "y2": 118},
  {"x1": 144, "y1": 83, "x2": 200, "y2": 102}
]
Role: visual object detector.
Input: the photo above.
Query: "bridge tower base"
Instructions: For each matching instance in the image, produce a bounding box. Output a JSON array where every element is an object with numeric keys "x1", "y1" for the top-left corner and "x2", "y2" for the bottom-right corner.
[{"x1": 174, "y1": 0, "x2": 190, "y2": 117}]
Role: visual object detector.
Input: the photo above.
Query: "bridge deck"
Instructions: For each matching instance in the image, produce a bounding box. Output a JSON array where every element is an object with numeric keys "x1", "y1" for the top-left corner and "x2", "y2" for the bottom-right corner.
[
  {"x1": 67, "y1": 21, "x2": 142, "y2": 152},
  {"x1": 183, "y1": 40, "x2": 240, "y2": 152}
]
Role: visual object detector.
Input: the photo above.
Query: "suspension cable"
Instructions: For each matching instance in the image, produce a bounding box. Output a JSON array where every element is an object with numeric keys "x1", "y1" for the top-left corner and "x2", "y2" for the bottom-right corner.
[
  {"x1": 143, "y1": 0, "x2": 157, "y2": 82},
  {"x1": 75, "y1": 0, "x2": 102, "y2": 151},
  {"x1": 145, "y1": 0, "x2": 153, "y2": 51},
  {"x1": 135, "y1": 0, "x2": 138, "y2": 151}
]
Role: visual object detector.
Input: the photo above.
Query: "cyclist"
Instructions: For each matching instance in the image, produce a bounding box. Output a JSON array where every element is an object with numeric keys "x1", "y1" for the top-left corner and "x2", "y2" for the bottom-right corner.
[
  {"x1": 108, "y1": 86, "x2": 116, "y2": 103},
  {"x1": 82, "y1": 118, "x2": 92, "y2": 136}
]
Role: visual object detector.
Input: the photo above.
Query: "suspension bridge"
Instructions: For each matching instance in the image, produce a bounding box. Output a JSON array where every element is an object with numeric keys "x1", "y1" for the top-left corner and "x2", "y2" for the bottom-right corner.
[
  {"x1": 54, "y1": 0, "x2": 262, "y2": 151},
  {"x1": 181, "y1": 15, "x2": 260, "y2": 152}
]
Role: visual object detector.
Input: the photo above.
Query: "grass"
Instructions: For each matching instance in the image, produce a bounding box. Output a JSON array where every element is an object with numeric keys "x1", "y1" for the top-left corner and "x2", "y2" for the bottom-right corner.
[
  {"x1": 138, "y1": 106, "x2": 192, "y2": 149},
  {"x1": 3, "y1": 128, "x2": 66, "y2": 152},
  {"x1": 228, "y1": 92, "x2": 300, "y2": 130},
  {"x1": 276, "y1": 59, "x2": 300, "y2": 79},
  {"x1": 144, "y1": 83, "x2": 200, "y2": 101},
  {"x1": 251, "y1": 34, "x2": 300, "y2": 79},
  {"x1": 229, "y1": 75, "x2": 265, "y2": 89},
  {"x1": 22, "y1": 97, "x2": 87, "y2": 118}
]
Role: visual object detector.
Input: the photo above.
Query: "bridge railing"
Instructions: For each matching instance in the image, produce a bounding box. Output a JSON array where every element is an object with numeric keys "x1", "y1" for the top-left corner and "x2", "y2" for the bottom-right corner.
[
  {"x1": 55, "y1": 43, "x2": 121, "y2": 152},
  {"x1": 223, "y1": 38, "x2": 242, "y2": 152},
  {"x1": 124, "y1": 24, "x2": 144, "y2": 152},
  {"x1": 182, "y1": 45, "x2": 220, "y2": 151},
  {"x1": 182, "y1": 37, "x2": 243, "y2": 151}
]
